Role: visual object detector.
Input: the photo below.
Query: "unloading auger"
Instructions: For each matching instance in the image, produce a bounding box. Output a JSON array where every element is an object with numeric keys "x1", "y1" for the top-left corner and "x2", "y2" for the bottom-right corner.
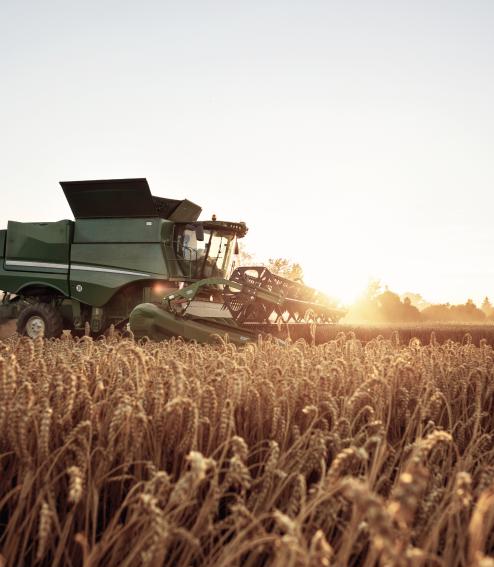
[{"x1": 129, "y1": 266, "x2": 347, "y2": 345}]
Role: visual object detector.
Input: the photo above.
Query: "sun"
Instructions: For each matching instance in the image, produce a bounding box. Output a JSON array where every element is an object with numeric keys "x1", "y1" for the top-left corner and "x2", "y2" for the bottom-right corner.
[{"x1": 302, "y1": 261, "x2": 369, "y2": 307}]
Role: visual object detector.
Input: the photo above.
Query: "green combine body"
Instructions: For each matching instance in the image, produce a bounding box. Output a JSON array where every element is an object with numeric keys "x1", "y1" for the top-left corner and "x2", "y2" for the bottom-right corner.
[
  {"x1": 0, "y1": 178, "x2": 344, "y2": 343},
  {"x1": 0, "y1": 179, "x2": 247, "y2": 338}
]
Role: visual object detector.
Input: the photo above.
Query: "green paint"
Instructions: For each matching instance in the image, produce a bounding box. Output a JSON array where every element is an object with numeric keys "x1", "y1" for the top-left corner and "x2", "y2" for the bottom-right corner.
[
  {"x1": 6, "y1": 220, "x2": 73, "y2": 266},
  {"x1": 0, "y1": 180, "x2": 246, "y2": 334},
  {"x1": 130, "y1": 303, "x2": 257, "y2": 345}
]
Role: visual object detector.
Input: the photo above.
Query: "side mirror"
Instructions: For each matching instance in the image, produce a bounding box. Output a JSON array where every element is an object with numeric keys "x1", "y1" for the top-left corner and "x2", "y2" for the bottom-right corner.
[{"x1": 195, "y1": 225, "x2": 205, "y2": 241}]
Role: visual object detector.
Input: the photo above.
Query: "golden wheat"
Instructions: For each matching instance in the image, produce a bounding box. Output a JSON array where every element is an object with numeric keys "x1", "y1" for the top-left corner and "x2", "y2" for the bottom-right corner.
[{"x1": 0, "y1": 331, "x2": 493, "y2": 566}]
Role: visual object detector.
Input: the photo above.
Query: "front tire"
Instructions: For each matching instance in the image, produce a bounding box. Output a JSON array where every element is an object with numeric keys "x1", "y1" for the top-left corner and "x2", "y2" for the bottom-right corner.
[{"x1": 17, "y1": 303, "x2": 64, "y2": 339}]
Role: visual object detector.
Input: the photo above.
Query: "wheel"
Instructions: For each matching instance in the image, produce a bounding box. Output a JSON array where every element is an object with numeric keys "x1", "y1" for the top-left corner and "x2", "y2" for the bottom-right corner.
[{"x1": 17, "y1": 303, "x2": 64, "y2": 339}]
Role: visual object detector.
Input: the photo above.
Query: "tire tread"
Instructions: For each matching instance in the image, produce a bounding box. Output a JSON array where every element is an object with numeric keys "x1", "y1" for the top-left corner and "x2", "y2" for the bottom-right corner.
[{"x1": 17, "y1": 303, "x2": 64, "y2": 338}]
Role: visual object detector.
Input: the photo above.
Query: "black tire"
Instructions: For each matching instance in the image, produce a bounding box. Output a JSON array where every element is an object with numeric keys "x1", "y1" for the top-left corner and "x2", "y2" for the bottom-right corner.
[{"x1": 17, "y1": 303, "x2": 64, "y2": 339}]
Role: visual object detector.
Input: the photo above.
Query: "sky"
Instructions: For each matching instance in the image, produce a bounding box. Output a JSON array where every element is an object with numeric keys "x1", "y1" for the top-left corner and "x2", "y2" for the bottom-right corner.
[{"x1": 1, "y1": 1, "x2": 494, "y2": 305}]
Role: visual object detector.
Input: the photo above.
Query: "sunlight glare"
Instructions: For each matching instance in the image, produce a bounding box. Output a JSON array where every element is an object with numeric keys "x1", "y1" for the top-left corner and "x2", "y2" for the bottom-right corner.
[{"x1": 303, "y1": 262, "x2": 370, "y2": 306}]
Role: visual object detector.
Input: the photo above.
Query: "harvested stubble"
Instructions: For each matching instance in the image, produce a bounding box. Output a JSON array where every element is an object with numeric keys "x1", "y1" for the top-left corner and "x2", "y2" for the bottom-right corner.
[{"x1": 0, "y1": 332, "x2": 494, "y2": 567}]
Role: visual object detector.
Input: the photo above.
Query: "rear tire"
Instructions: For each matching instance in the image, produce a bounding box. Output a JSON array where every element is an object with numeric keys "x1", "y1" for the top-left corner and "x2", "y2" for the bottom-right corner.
[{"x1": 17, "y1": 303, "x2": 64, "y2": 339}]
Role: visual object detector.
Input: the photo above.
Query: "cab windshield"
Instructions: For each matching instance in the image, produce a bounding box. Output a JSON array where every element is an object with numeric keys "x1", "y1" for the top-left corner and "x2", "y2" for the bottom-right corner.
[{"x1": 175, "y1": 226, "x2": 235, "y2": 279}]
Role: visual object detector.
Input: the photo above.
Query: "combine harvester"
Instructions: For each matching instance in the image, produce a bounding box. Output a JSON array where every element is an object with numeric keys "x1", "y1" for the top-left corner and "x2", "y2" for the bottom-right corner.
[{"x1": 0, "y1": 179, "x2": 345, "y2": 344}]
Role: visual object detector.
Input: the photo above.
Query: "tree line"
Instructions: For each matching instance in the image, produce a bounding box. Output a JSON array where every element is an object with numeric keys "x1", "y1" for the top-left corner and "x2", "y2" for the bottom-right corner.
[
  {"x1": 254, "y1": 254, "x2": 494, "y2": 324},
  {"x1": 348, "y1": 281, "x2": 494, "y2": 323}
]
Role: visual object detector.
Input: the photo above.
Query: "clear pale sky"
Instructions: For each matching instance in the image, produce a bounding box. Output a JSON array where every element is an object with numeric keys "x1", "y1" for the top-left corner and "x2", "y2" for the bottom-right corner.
[{"x1": 2, "y1": 1, "x2": 493, "y2": 304}]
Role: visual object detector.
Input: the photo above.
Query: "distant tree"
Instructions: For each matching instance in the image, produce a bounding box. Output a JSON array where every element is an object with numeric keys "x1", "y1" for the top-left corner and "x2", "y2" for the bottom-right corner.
[
  {"x1": 236, "y1": 243, "x2": 256, "y2": 267},
  {"x1": 235, "y1": 247, "x2": 304, "y2": 282},
  {"x1": 267, "y1": 258, "x2": 304, "y2": 281},
  {"x1": 402, "y1": 296, "x2": 422, "y2": 321},
  {"x1": 401, "y1": 292, "x2": 430, "y2": 311},
  {"x1": 481, "y1": 296, "x2": 494, "y2": 318},
  {"x1": 421, "y1": 304, "x2": 454, "y2": 322},
  {"x1": 450, "y1": 299, "x2": 486, "y2": 323},
  {"x1": 345, "y1": 279, "x2": 382, "y2": 322},
  {"x1": 378, "y1": 290, "x2": 421, "y2": 322},
  {"x1": 378, "y1": 290, "x2": 403, "y2": 322},
  {"x1": 422, "y1": 299, "x2": 486, "y2": 323},
  {"x1": 346, "y1": 281, "x2": 424, "y2": 323}
]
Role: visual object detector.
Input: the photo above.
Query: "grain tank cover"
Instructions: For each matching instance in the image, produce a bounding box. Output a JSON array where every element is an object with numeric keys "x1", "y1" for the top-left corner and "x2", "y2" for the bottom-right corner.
[
  {"x1": 60, "y1": 178, "x2": 201, "y2": 221},
  {"x1": 5, "y1": 220, "x2": 73, "y2": 268}
]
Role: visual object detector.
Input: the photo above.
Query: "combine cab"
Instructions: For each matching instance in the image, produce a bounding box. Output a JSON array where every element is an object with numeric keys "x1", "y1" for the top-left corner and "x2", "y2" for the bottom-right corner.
[{"x1": 0, "y1": 178, "x2": 345, "y2": 342}]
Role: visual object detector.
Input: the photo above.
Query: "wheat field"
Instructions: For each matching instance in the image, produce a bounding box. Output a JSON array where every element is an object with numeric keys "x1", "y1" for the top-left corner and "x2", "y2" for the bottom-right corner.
[{"x1": 0, "y1": 331, "x2": 493, "y2": 567}]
